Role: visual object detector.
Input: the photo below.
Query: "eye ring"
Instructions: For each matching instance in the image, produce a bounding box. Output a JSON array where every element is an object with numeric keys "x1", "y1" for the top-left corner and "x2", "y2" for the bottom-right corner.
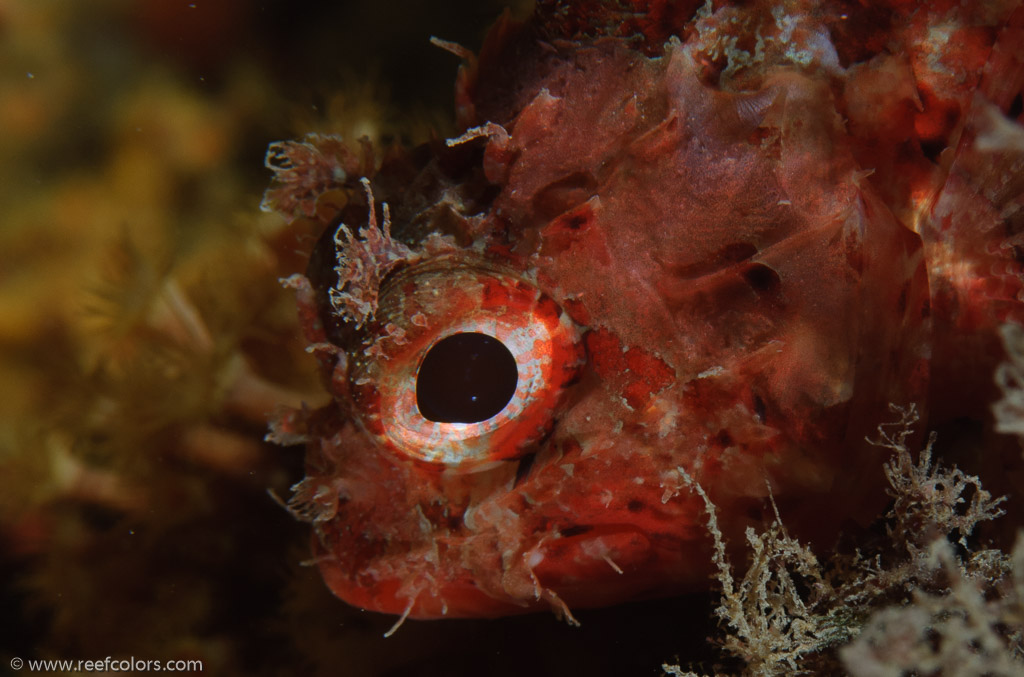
[{"x1": 346, "y1": 258, "x2": 583, "y2": 471}]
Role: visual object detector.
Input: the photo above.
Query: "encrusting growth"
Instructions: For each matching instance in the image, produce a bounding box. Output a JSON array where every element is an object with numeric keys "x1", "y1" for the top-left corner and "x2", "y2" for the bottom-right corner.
[
  {"x1": 327, "y1": 179, "x2": 414, "y2": 329},
  {"x1": 665, "y1": 404, "x2": 1024, "y2": 677}
]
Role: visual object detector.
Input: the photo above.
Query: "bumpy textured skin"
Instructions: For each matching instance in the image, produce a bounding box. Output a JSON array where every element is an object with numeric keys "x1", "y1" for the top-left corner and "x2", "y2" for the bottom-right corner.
[{"x1": 266, "y1": 0, "x2": 1024, "y2": 620}]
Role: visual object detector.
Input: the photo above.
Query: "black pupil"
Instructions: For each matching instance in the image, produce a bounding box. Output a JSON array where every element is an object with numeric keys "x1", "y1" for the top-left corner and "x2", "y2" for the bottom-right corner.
[{"x1": 416, "y1": 332, "x2": 518, "y2": 424}]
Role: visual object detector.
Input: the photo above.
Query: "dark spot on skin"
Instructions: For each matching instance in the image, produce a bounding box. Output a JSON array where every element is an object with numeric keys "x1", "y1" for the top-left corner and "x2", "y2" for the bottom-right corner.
[
  {"x1": 920, "y1": 138, "x2": 945, "y2": 163},
  {"x1": 753, "y1": 394, "x2": 767, "y2": 423},
  {"x1": 921, "y1": 299, "x2": 931, "y2": 319},
  {"x1": 742, "y1": 263, "x2": 781, "y2": 294},
  {"x1": 563, "y1": 213, "x2": 587, "y2": 230},
  {"x1": 1010, "y1": 91, "x2": 1023, "y2": 120},
  {"x1": 627, "y1": 499, "x2": 644, "y2": 513},
  {"x1": 514, "y1": 452, "x2": 537, "y2": 487},
  {"x1": 713, "y1": 429, "x2": 733, "y2": 448},
  {"x1": 897, "y1": 284, "x2": 909, "y2": 314},
  {"x1": 561, "y1": 524, "x2": 593, "y2": 537}
]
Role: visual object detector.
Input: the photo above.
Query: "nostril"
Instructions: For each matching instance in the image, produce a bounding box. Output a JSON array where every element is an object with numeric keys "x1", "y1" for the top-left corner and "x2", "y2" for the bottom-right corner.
[{"x1": 742, "y1": 262, "x2": 782, "y2": 295}]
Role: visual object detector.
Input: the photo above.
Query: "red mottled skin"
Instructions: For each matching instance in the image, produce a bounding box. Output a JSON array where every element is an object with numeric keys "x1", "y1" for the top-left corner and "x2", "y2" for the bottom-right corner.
[{"x1": 268, "y1": 0, "x2": 1024, "y2": 622}]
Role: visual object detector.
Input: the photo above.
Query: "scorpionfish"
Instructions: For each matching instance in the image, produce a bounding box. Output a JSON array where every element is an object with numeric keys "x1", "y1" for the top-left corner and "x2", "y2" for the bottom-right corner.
[{"x1": 262, "y1": 0, "x2": 1024, "y2": 623}]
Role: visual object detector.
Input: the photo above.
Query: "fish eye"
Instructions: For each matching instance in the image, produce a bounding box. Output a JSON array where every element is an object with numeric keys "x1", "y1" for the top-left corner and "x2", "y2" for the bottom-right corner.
[
  {"x1": 346, "y1": 258, "x2": 584, "y2": 471},
  {"x1": 415, "y1": 332, "x2": 519, "y2": 424}
]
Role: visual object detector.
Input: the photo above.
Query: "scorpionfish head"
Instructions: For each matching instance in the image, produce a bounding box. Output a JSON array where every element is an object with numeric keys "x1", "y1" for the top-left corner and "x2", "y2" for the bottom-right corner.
[{"x1": 267, "y1": 3, "x2": 997, "y2": 623}]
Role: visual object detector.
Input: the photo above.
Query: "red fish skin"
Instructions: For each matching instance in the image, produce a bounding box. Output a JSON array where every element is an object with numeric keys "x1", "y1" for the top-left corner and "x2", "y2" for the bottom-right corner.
[{"x1": 271, "y1": 0, "x2": 1024, "y2": 621}]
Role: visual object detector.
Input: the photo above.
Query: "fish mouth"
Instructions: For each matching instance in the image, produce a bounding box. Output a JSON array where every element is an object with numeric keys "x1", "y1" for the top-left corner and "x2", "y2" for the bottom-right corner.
[
  {"x1": 311, "y1": 515, "x2": 713, "y2": 620},
  {"x1": 521, "y1": 523, "x2": 714, "y2": 606}
]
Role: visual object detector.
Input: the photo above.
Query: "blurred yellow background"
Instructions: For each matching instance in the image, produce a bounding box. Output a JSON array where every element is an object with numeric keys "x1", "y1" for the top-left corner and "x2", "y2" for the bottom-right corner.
[{"x1": 0, "y1": 2, "x2": 590, "y2": 675}]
